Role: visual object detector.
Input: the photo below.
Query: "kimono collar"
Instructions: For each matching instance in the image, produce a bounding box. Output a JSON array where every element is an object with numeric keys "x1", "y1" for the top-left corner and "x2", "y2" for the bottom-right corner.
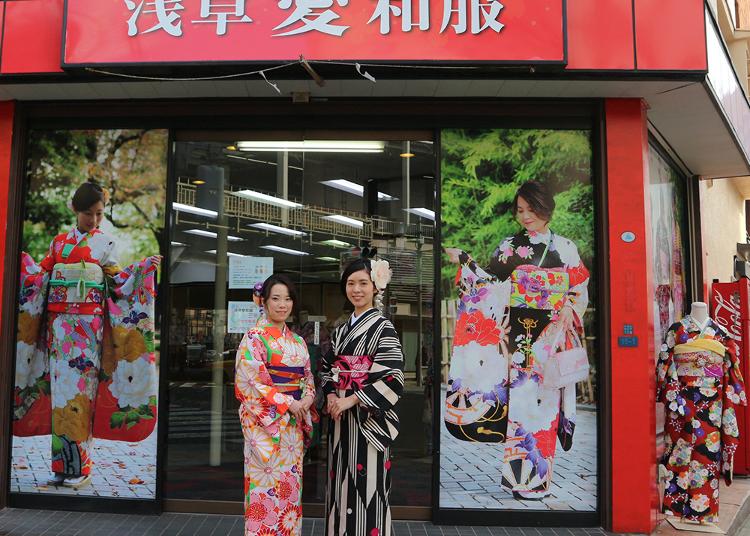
[
  {"x1": 260, "y1": 321, "x2": 291, "y2": 339},
  {"x1": 350, "y1": 307, "x2": 378, "y2": 326},
  {"x1": 686, "y1": 314, "x2": 711, "y2": 333},
  {"x1": 69, "y1": 227, "x2": 100, "y2": 245},
  {"x1": 527, "y1": 229, "x2": 552, "y2": 245}
]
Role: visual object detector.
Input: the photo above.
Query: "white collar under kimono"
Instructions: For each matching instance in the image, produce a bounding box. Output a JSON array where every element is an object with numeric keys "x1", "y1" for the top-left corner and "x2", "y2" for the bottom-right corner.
[
  {"x1": 72, "y1": 227, "x2": 91, "y2": 245},
  {"x1": 350, "y1": 308, "x2": 375, "y2": 326},
  {"x1": 528, "y1": 229, "x2": 552, "y2": 246}
]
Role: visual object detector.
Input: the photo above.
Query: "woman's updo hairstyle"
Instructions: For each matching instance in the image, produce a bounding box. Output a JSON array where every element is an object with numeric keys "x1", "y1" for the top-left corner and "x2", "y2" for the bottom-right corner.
[
  {"x1": 72, "y1": 179, "x2": 109, "y2": 212},
  {"x1": 512, "y1": 181, "x2": 555, "y2": 222}
]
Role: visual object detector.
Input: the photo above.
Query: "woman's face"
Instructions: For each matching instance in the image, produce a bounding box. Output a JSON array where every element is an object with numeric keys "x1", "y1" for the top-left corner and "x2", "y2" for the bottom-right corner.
[
  {"x1": 346, "y1": 269, "x2": 376, "y2": 311},
  {"x1": 515, "y1": 196, "x2": 549, "y2": 233},
  {"x1": 76, "y1": 201, "x2": 105, "y2": 233},
  {"x1": 265, "y1": 283, "x2": 293, "y2": 325}
]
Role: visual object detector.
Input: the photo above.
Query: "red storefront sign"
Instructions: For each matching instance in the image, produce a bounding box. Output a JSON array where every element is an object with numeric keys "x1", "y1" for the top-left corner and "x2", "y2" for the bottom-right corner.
[{"x1": 62, "y1": 0, "x2": 566, "y2": 66}]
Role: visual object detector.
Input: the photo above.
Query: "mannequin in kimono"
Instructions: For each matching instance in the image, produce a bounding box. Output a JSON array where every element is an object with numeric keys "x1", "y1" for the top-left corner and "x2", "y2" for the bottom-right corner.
[
  {"x1": 14, "y1": 180, "x2": 161, "y2": 489},
  {"x1": 657, "y1": 301, "x2": 746, "y2": 528}
]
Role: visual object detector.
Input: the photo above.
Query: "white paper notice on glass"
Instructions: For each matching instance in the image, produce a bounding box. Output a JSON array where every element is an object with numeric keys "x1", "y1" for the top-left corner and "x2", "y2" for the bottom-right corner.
[
  {"x1": 227, "y1": 301, "x2": 261, "y2": 334},
  {"x1": 229, "y1": 256, "x2": 273, "y2": 289}
]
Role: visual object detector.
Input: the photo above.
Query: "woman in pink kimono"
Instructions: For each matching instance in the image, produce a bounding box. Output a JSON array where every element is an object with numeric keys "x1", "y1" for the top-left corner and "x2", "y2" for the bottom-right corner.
[{"x1": 235, "y1": 274, "x2": 315, "y2": 536}]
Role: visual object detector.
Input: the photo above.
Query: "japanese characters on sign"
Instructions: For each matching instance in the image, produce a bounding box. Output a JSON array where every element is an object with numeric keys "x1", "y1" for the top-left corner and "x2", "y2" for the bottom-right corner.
[{"x1": 64, "y1": 0, "x2": 565, "y2": 64}]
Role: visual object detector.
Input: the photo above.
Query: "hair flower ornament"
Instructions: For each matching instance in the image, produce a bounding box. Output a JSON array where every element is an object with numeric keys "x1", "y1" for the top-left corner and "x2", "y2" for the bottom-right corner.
[{"x1": 370, "y1": 258, "x2": 392, "y2": 291}]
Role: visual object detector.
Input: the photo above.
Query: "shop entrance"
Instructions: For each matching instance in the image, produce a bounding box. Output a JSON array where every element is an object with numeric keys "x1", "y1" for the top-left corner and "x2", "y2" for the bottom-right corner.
[{"x1": 163, "y1": 131, "x2": 437, "y2": 516}]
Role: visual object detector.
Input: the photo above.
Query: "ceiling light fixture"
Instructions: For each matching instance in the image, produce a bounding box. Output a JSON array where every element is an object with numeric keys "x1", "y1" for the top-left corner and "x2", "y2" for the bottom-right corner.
[
  {"x1": 404, "y1": 207, "x2": 435, "y2": 221},
  {"x1": 236, "y1": 140, "x2": 385, "y2": 153},
  {"x1": 184, "y1": 229, "x2": 244, "y2": 241},
  {"x1": 316, "y1": 256, "x2": 339, "y2": 262},
  {"x1": 400, "y1": 152, "x2": 415, "y2": 158},
  {"x1": 248, "y1": 222, "x2": 306, "y2": 237},
  {"x1": 171, "y1": 241, "x2": 187, "y2": 247},
  {"x1": 172, "y1": 202, "x2": 218, "y2": 218},
  {"x1": 261, "y1": 245, "x2": 310, "y2": 256},
  {"x1": 320, "y1": 179, "x2": 395, "y2": 201},
  {"x1": 206, "y1": 250, "x2": 246, "y2": 257},
  {"x1": 322, "y1": 214, "x2": 364, "y2": 229},
  {"x1": 232, "y1": 189, "x2": 303, "y2": 209},
  {"x1": 321, "y1": 239, "x2": 352, "y2": 248},
  {"x1": 193, "y1": 180, "x2": 206, "y2": 185}
]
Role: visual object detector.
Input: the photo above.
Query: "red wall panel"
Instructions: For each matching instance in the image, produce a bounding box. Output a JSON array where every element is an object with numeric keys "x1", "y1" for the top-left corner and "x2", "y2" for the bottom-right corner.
[
  {"x1": 634, "y1": 0, "x2": 707, "y2": 71},
  {"x1": 605, "y1": 99, "x2": 658, "y2": 533},
  {"x1": 566, "y1": 0, "x2": 635, "y2": 70},
  {"x1": 1, "y1": 0, "x2": 64, "y2": 74}
]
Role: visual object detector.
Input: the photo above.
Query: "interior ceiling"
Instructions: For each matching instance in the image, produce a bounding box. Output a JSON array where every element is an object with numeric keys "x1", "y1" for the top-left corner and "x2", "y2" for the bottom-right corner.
[{"x1": 1, "y1": 76, "x2": 748, "y2": 178}]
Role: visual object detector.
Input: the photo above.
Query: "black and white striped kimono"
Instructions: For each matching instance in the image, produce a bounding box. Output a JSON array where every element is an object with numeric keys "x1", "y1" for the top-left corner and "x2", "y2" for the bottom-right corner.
[{"x1": 320, "y1": 307, "x2": 404, "y2": 536}]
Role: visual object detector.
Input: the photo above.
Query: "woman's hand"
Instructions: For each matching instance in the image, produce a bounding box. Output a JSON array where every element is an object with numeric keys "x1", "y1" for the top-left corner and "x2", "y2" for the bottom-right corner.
[
  {"x1": 444, "y1": 247, "x2": 462, "y2": 264},
  {"x1": 288, "y1": 400, "x2": 305, "y2": 421},
  {"x1": 149, "y1": 255, "x2": 163, "y2": 266},
  {"x1": 330, "y1": 394, "x2": 360, "y2": 421},
  {"x1": 554, "y1": 306, "x2": 576, "y2": 334},
  {"x1": 326, "y1": 393, "x2": 339, "y2": 416},
  {"x1": 301, "y1": 397, "x2": 314, "y2": 412}
]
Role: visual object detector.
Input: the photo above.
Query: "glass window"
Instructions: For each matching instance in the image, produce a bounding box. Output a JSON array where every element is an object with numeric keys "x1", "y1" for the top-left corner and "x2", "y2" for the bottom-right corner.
[{"x1": 165, "y1": 134, "x2": 436, "y2": 507}]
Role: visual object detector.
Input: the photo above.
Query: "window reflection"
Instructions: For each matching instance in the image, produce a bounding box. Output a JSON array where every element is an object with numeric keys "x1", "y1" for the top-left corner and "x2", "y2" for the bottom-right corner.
[{"x1": 165, "y1": 136, "x2": 436, "y2": 507}]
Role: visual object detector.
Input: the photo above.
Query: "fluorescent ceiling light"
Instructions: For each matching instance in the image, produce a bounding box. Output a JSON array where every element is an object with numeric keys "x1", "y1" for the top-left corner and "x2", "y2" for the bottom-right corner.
[
  {"x1": 236, "y1": 140, "x2": 385, "y2": 153},
  {"x1": 172, "y1": 202, "x2": 218, "y2": 218},
  {"x1": 323, "y1": 214, "x2": 364, "y2": 229},
  {"x1": 171, "y1": 241, "x2": 187, "y2": 247},
  {"x1": 205, "y1": 250, "x2": 246, "y2": 257},
  {"x1": 317, "y1": 256, "x2": 339, "y2": 262},
  {"x1": 321, "y1": 239, "x2": 351, "y2": 248},
  {"x1": 261, "y1": 245, "x2": 310, "y2": 256},
  {"x1": 320, "y1": 179, "x2": 395, "y2": 201},
  {"x1": 405, "y1": 208, "x2": 435, "y2": 221},
  {"x1": 226, "y1": 154, "x2": 304, "y2": 171},
  {"x1": 233, "y1": 190, "x2": 303, "y2": 209},
  {"x1": 249, "y1": 222, "x2": 306, "y2": 237},
  {"x1": 184, "y1": 229, "x2": 244, "y2": 241}
]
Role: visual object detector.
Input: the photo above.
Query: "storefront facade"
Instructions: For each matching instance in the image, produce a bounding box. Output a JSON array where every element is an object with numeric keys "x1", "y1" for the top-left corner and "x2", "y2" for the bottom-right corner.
[{"x1": 0, "y1": 1, "x2": 749, "y2": 534}]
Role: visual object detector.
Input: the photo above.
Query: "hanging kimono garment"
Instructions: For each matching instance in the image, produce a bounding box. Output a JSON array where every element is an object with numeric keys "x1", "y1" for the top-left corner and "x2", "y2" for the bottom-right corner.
[
  {"x1": 235, "y1": 322, "x2": 315, "y2": 536},
  {"x1": 13, "y1": 228, "x2": 159, "y2": 477},
  {"x1": 657, "y1": 316, "x2": 747, "y2": 523},
  {"x1": 445, "y1": 230, "x2": 589, "y2": 498},
  {"x1": 320, "y1": 308, "x2": 404, "y2": 536}
]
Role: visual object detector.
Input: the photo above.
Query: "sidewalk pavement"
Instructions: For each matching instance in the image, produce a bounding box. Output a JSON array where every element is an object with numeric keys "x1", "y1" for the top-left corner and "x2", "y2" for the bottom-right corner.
[{"x1": 0, "y1": 509, "x2": 613, "y2": 536}]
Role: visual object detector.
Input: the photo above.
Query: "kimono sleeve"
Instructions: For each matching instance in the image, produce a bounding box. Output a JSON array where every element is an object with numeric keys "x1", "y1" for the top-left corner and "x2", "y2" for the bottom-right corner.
[
  {"x1": 39, "y1": 237, "x2": 57, "y2": 273},
  {"x1": 561, "y1": 239, "x2": 590, "y2": 322},
  {"x1": 355, "y1": 320, "x2": 405, "y2": 450},
  {"x1": 721, "y1": 338, "x2": 747, "y2": 484},
  {"x1": 318, "y1": 330, "x2": 339, "y2": 397},
  {"x1": 655, "y1": 324, "x2": 683, "y2": 415},
  {"x1": 234, "y1": 331, "x2": 295, "y2": 435}
]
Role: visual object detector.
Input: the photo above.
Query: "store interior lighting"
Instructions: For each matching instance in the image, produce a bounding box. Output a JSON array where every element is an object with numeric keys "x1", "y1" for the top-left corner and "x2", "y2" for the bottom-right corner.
[
  {"x1": 320, "y1": 179, "x2": 395, "y2": 201},
  {"x1": 232, "y1": 189, "x2": 303, "y2": 209},
  {"x1": 317, "y1": 256, "x2": 339, "y2": 262},
  {"x1": 321, "y1": 239, "x2": 352, "y2": 248},
  {"x1": 236, "y1": 140, "x2": 385, "y2": 153},
  {"x1": 261, "y1": 245, "x2": 310, "y2": 256},
  {"x1": 322, "y1": 214, "x2": 364, "y2": 229},
  {"x1": 172, "y1": 202, "x2": 218, "y2": 218},
  {"x1": 404, "y1": 207, "x2": 436, "y2": 221},
  {"x1": 171, "y1": 241, "x2": 187, "y2": 247},
  {"x1": 249, "y1": 222, "x2": 306, "y2": 237},
  {"x1": 184, "y1": 229, "x2": 244, "y2": 241},
  {"x1": 205, "y1": 250, "x2": 247, "y2": 257}
]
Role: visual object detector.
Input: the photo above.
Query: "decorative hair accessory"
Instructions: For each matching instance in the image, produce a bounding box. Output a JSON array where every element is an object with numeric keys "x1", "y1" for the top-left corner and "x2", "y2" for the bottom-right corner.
[
  {"x1": 369, "y1": 258, "x2": 392, "y2": 312},
  {"x1": 252, "y1": 281, "x2": 264, "y2": 308}
]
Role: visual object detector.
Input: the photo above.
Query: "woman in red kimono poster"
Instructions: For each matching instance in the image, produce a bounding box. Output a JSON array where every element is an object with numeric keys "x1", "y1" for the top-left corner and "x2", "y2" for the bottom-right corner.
[{"x1": 13, "y1": 180, "x2": 161, "y2": 490}]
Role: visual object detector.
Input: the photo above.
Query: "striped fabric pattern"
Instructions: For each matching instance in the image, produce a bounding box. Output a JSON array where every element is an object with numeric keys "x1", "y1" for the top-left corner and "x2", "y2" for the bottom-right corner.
[{"x1": 320, "y1": 308, "x2": 404, "y2": 536}]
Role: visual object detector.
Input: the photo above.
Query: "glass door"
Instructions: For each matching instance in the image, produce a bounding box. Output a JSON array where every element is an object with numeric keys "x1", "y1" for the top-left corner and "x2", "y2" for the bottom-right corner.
[{"x1": 164, "y1": 132, "x2": 436, "y2": 513}]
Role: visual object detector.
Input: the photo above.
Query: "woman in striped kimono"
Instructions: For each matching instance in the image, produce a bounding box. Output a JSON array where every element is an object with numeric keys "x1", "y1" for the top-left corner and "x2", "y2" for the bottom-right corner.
[{"x1": 320, "y1": 256, "x2": 404, "y2": 536}]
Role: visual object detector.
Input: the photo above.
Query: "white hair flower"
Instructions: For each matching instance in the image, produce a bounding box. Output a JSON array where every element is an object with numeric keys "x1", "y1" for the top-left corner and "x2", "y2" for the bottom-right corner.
[{"x1": 370, "y1": 259, "x2": 392, "y2": 291}]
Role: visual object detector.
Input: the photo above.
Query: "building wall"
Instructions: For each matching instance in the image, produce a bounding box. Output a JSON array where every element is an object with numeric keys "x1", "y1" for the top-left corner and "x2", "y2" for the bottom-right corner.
[{"x1": 700, "y1": 178, "x2": 746, "y2": 284}]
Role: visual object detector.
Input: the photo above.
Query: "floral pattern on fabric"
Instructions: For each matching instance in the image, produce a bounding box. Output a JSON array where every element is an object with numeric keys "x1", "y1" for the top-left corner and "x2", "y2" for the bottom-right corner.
[
  {"x1": 445, "y1": 229, "x2": 590, "y2": 498},
  {"x1": 235, "y1": 322, "x2": 315, "y2": 536},
  {"x1": 12, "y1": 228, "x2": 158, "y2": 476},
  {"x1": 657, "y1": 316, "x2": 747, "y2": 522}
]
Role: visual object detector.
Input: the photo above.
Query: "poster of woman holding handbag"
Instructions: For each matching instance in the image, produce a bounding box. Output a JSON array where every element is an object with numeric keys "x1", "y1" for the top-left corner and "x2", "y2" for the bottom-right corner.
[{"x1": 445, "y1": 180, "x2": 590, "y2": 501}]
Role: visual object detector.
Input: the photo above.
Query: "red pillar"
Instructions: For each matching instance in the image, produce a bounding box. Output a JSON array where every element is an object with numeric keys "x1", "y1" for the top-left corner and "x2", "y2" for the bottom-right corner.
[
  {"x1": 605, "y1": 99, "x2": 658, "y2": 533},
  {"x1": 0, "y1": 100, "x2": 16, "y2": 510}
]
